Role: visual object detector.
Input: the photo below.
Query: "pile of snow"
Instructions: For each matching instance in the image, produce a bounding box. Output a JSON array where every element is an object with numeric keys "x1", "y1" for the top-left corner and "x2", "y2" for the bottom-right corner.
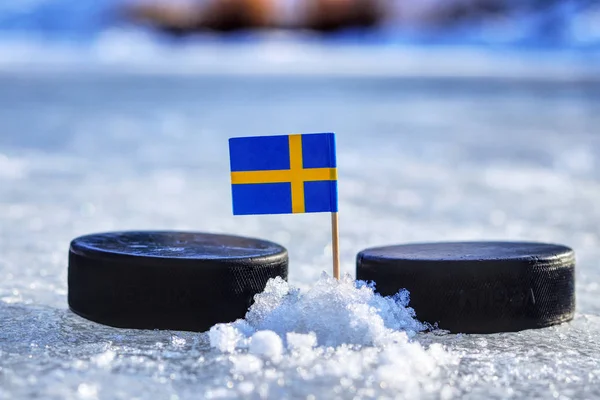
[{"x1": 206, "y1": 274, "x2": 458, "y2": 399}]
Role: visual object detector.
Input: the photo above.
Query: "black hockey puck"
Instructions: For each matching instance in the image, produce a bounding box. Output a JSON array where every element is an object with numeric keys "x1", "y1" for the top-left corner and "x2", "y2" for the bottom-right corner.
[
  {"x1": 68, "y1": 231, "x2": 288, "y2": 332},
  {"x1": 356, "y1": 241, "x2": 575, "y2": 334}
]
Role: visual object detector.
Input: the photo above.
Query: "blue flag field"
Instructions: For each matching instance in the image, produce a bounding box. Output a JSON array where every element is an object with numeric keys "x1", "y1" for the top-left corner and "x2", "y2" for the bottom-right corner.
[{"x1": 229, "y1": 133, "x2": 338, "y2": 215}]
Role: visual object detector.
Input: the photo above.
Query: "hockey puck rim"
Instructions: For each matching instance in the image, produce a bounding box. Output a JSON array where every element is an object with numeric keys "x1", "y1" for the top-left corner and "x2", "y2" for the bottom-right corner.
[
  {"x1": 68, "y1": 230, "x2": 289, "y2": 332},
  {"x1": 356, "y1": 240, "x2": 576, "y2": 333}
]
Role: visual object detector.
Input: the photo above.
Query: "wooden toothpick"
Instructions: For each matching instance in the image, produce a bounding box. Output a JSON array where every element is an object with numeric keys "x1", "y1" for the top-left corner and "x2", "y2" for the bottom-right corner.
[{"x1": 331, "y1": 212, "x2": 340, "y2": 279}]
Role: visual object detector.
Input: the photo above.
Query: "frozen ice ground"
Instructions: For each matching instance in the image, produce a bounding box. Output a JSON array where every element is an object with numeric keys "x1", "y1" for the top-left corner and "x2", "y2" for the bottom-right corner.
[{"x1": 1, "y1": 46, "x2": 600, "y2": 398}]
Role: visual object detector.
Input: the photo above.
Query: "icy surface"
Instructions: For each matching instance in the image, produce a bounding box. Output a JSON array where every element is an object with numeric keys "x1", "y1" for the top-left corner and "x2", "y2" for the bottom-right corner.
[{"x1": 1, "y1": 53, "x2": 600, "y2": 399}]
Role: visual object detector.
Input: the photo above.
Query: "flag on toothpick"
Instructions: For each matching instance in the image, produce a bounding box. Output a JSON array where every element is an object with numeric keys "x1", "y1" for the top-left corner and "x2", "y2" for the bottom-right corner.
[{"x1": 228, "y1": 132, "x2": 340, "y2": 278}]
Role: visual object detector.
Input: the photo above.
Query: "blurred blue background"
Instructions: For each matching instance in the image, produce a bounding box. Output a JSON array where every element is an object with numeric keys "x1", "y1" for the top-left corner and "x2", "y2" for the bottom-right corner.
[{"x1": 0, "y1": 0, "x2": 598, "y2": 48}]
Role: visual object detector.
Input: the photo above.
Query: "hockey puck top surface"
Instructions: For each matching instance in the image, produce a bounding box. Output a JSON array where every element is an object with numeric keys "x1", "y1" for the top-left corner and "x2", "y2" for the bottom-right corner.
[
  {"x1": 356, "y1": 241, "x2": 575, "y2": 334},
  {"x1": 70, "y1": 231, "x2": 285, "y2": 261},
  {"x1": 68, "y1": 231, "x2": 288, "y2": 332},
  {"x1": 361, "y1": 241, "x2": 574, "y2": 263}
]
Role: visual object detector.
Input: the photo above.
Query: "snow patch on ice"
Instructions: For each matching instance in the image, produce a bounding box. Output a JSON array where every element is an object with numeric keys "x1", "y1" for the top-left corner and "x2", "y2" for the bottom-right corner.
[
  {"x1": 207, "y1": 273, "x2": 457, "y2": 398},
  {"x1": 210, "y1": 273, "x2": 426, "y2": 350}
]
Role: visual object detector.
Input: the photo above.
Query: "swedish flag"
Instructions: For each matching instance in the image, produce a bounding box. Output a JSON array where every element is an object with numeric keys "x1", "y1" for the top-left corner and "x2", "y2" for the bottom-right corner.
[{"x1": 229, "y1": 133, "x2": 338, "y2": 215}]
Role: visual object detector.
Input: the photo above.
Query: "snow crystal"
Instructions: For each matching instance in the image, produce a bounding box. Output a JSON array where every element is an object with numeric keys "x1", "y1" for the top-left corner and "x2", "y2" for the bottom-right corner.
[
  {"x1": 77, "y1": 383, "x2": 98, "y2": 399},
  {"x1": 90, "y1": 350, "x2": 115, "y2": 368},
  {"x1": 207, "y1": 325, "x2": 244, "y2": 354},
  {"x1": 248, "y1": 331, "x2": 283, "y2": 362},
  {"x1": 231, "y1": 354, "x2": 263, "y2": 375},
  {"x1": 286, "y1": 332, "x2": 317, "y2": 351}
]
